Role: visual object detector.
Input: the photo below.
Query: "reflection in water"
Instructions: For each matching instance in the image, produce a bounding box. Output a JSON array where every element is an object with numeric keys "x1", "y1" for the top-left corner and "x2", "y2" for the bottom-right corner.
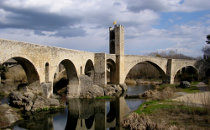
[
  {"x1": 126, "y1": 99, "x2": 145, "y2": 111},
  {"x1": 65, "y1": 98, "x2": 130, "y2": 130},
  {"x1": 0, "y1": 97, "x2": 9, "y2": 104},
  {"x1": 53, "y1": 108, "x2": 68, "y2": 130},
  {"x1": 14, "y1": 85, "x2": 151, "y2": 130},
  {"x1": 14, "y1": 98, "x2": 130, "y2": 130},
  {"x1": 85, "y1": 115, "x2": 94, "y2": 129}
]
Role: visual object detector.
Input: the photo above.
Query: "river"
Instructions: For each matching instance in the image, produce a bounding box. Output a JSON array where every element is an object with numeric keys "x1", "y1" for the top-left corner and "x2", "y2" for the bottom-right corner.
[{"x1": 12, "y1": 85, "x2": 153, "y2": 130}]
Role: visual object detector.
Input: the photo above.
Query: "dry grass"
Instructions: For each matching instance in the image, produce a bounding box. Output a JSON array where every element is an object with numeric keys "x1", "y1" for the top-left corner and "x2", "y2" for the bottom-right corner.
[
  {"x1": 173, "y1": 92, "x2": 210, "y2": 107},
  {"x1": 125, "y1": 79, "x2": 137, "y2": 86},
  {"x1": 4, "y1": 65, "x2": 27, "y2": 83},
  {"x1": 140, "y1": 86, "x2": 175, "y2": 100},
  {"x1": 122, "y1": 112, "x2": 177, "y2": 130},
  {"x1": 134, "y1": 100, "x2": 210, "y2": 129},
  {"x1": 148, "y1": 106, "x2": 210, "y2": 130},
  {"x1": 136, "y1": 79, "x2": 162, "y2": 85}
]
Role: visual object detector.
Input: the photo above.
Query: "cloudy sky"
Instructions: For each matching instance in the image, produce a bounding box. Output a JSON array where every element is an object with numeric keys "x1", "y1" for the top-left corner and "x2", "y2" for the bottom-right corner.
[{"x1": 0, "y1": 0, "x2": 210, "y2": 57}]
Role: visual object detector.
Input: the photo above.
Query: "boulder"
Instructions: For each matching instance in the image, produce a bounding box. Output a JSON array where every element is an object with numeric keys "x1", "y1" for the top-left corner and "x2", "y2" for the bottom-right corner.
[
  {"x1": 31, "y1": 96, "x2": 60, "y2": 111},
  {"x1": 27, "y1": 81, "x2": 44, "y2": 95},
  {"x1": 72, "y1": 75, "x2": 104, "y2": 98},
  {"x1": 31, "y1": 96, "x2": 47, "y2": 111},
  {"x1": 9, "y1": 91, "x2": 34, "y2": 111},
  {"x1": 80, "y1": 85, "x2": 104, "y2": 98},
  {"x1": 9, "y1": 91, "x2": 60, "y2": 112},
  {"x1": 68, "y1": 74, "x2": 125, "y2": 98},
  {"x1": 180, "y1": 81, "x2": 191, "y2": 88},
  {"x1": 88, "y1": 85, "x2": 104, "y2": 97},
  {"x1": 9, "y1": 92, "x2": 26, "y2": 107},
  {"x1": 104, "y1": 86, "x2": 116, "y2": 96},
  {"x1": 48, "y1": 98, "x2": 60, "y2": 107},
  {"x1": 103, "y1": 84, "x2": 126, "y2": 96},
  {"x1": 0, "y1": 104, "x2": 21, "y2": 129}
]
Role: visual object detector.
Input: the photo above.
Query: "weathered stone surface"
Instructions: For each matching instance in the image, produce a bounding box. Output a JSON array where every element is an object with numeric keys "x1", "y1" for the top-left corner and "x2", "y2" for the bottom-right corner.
[
  {"x1": 88, "y1": 85, "x2": 104, "y2": 97},
  {"x1": 9, "y1": 91, "x2": 60, "y2": 112},
  {"x1": 0, "y1": 28, "x2": 197, "y2": 99},
  {"x1": 0, "y1": 39, "x2": 95, "y2": 98},
  {"x1": 9, "y1": 91, "x2": 35, "y2": 111},
  {"x1": 179, "y1": 81, "x2": 191, "y2": 88},
  {"x1": 104, "y1": 85, "x2": 116, "y2": 96},
  {"x1": 0, "y1": 104, "x2": 21, "y2": 129},
  {"x1": 48, "y1": 98, "x2": 60, "y2": 107},
  {"x1": 78, "y1": 75, "x2": 104, "y2": 98},
  {"x1": 103, "y1": 84, "x2": 125, "y2": 96},
  {"x1": 31, "y1": 96, "x2": 60, "y2": 111},
  {"x1": 41, "y1": 82, "x2": 52, "y2": 98},
  {"x1": 68, "y1": 75, "x2": 125, "y2": 98},
  {"x1": 31, "y1": 96, "x2": 46, "y2": 111}
]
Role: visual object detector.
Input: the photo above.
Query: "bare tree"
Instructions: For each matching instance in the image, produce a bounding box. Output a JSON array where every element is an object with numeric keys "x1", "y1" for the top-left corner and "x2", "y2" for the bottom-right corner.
[{"x1": 148, "y1": 50, "x2": 194, "y2": 60}]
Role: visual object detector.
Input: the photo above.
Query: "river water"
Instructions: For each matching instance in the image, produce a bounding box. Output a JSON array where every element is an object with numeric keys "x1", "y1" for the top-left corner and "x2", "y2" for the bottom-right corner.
[{"x1": 12, "y1": 85, "x2": 152, "y2": 130}]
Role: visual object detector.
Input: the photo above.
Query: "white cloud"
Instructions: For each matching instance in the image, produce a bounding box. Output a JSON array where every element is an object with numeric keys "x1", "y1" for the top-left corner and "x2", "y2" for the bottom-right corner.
[
  {"x1": 125, "y1": 0, "x2": 210, "y2": 12},
  {"x1": 0, "y1": 0, "x2": 209, "y2": 58}
]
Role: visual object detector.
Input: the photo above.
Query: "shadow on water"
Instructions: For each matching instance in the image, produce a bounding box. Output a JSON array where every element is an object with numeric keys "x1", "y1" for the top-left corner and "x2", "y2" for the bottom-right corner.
[{"x1": 13, "y1": 85, "x2": 152, "y2": 130}]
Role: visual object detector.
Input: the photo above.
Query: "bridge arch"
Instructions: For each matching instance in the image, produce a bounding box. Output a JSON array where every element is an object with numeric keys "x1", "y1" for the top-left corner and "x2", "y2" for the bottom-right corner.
[
  {"x1": 53, "y1": 59, "x2": 79, "y2": 95},
  {"x1": 84, "y1": 59, "x2": 94, "y2": 79},
  {"x1": 174, "y1": 65, "x2": 198, "y2": 83},
  {"x1": 2, "y1": 57, "x2": 40, "y2": 84},
  {"x1": 85, "y1": 115, "x2": 94, "y2": 129},
  {"x1": 107, "y1": 59, "x2": 117, "y2": 84},
  {"x1": 124, "y1": 60, "x2": 166, "y2": 83}
]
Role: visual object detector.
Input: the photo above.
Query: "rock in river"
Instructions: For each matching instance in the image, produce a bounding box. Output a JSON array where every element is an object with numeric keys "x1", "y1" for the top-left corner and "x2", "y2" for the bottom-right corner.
[{"x1": 0, "y1": 104, "x2": 21, "y2": 129}]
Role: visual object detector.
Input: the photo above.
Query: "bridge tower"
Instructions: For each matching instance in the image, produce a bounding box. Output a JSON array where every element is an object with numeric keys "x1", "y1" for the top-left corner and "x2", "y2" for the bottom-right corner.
[
  {"x1": 109, "y1": 24, "x2": 124, "y2": 55},
  {"x1": 109, "y1": 24, "x2": 125, "y2": 84}
]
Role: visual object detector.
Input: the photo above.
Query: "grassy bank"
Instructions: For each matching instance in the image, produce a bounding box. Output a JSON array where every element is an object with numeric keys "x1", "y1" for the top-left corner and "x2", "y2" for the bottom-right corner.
[
  {"x1": 129, "y1": 81, "x2": 209, "y2": 129},
  {"x1": 96, "y1": 96, "x2": 111, "y2": 99},
  {"x1": 135, "y1": 100, "x2": 208, "y2": 115},
  {"x1": 123, "y1": 82, "x2": 210, "y2": 129},
  {"x1": 158, "y1": 83, "x2": 200, "y2": 93},
  {"x1": 134, "y1": 100, "x2": 210, "y2": 129}
]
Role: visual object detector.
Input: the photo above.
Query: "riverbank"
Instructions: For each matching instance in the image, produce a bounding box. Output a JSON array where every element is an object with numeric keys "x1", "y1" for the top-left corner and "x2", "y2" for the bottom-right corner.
[
  {"x1": 125, "y1": 79, "x2": 162, "y2": 86},
  {"x1": 122, "y1": 82, "x2": 210, "y2": 129}
]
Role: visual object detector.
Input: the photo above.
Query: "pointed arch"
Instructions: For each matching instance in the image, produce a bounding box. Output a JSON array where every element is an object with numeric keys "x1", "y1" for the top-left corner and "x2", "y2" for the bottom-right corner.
[
  {"x1": 107, "y1": 59, "x2": 117, "y2": 84},
  {"x1": 3, "y1": 57, "x2": 40, "y2": 84},
  {"x1": 84, "y1": 59, "x2": 94, "y2": 79},
  {"x1": 53, "y1": 59, "x2": 79, "y2": 95},
  {"x1": 174, "y1": 66, "x2": 198, "y2": 82},
  {"x1": 124, "y1": 61, "x2": 166, "y2": 83}
]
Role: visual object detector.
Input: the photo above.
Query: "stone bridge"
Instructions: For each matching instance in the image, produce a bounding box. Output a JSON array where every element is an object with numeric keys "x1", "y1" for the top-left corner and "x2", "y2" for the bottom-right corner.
[{"x1": 0, "y1": 24, "x2": 197, "y2": 98}]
